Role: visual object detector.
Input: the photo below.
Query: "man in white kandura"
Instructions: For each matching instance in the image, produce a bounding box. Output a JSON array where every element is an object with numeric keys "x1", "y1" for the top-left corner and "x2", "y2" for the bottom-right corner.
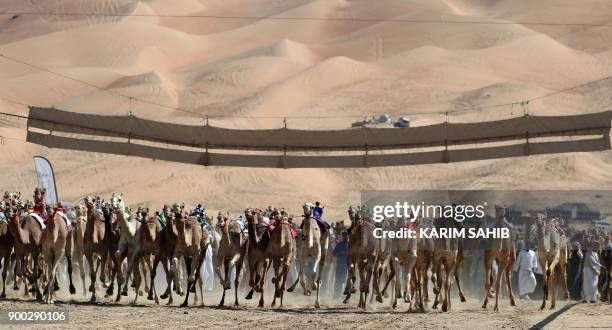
[
  {"x1": 582, "y1": 241, "x2": 603, "y2": 303},
  {"x1": 513, "y1": 240, "x2": 538, "y2": 299}
]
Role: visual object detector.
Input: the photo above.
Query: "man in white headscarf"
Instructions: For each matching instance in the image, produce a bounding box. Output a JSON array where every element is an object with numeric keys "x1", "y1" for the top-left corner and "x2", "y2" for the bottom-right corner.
[
  {"x1": 513, "y1": 240, "x2": 537, "y2": 299},
  {"x1": 582, "y1": 241, "x2": 603, "y2": 303}
]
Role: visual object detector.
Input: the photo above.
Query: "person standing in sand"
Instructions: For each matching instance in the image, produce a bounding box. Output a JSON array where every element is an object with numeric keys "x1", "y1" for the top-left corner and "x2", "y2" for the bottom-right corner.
[
  {"x1": 582, "y1": 241, "x2": 603, "y2": 303},
  {"x1": 513, "y1": 240, "x2": 537, "y2": 300}
]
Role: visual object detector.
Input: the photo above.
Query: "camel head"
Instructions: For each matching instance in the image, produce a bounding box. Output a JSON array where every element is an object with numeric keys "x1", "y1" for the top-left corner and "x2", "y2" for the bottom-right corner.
[
  {"x1": 162, "y1": 204, "x2": 173, "y2": 219},
  {"x1": 84, "y1": 196, "x2": 95, "y2": 210},
  {"x1": 303, "y1": 202, "x2": 314, "y2": 218},
  {"x1": 110, "y1": 193, "x2": 124, "y2": 211},
  {"x1": 3, "y1": 191, "x2": 21, "y2": 207},
  {"x1": 137, "y1": 207, "x2": 149, "y2": 222},
  {"x1": 8, "y1": 206, "x2": 20, "y2": 223},
  {"x1": 244, "y1": 208, "x2": 259, "y2": 224},
  {"x1": 74, "y1": 204, "x2": 86, "y2": 218},
  {"x1": 34, "y1": 187, "x2": 46, "y2": 203},
  {"x1": 171, "y1": 203, "x2": 183, "y2": 218},
  {"x1": 217, "y1": 211, "x2": 229, "y2": 227}
]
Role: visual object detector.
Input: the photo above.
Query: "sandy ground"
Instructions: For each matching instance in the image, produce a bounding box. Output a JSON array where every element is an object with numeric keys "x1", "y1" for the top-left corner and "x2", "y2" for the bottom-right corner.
[{"x1": 0, "y1": 291, "x2": 610, "y2": 329}]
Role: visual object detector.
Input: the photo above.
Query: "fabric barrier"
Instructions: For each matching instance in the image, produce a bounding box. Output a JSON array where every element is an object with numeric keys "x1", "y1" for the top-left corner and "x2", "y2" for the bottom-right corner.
[
  {"x1": 27, "y1": 107, "x2": 612, "y2": 151},
  {"x1": 26, "y1": 131, "x2": 611, "y2": 168}
]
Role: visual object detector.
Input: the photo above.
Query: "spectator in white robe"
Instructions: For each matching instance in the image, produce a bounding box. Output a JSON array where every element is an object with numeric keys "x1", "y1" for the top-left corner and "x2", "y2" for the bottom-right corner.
[
  {"x1": 513, "y1": 240, "x2": 537, "y2": 299},
  {"x1": 582, "y1": 241, "x2": 603, "y2": 303}
]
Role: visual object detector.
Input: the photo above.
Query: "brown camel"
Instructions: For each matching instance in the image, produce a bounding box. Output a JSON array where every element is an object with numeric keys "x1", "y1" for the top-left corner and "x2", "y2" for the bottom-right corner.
[
  {"x1": 66, "y1": 205, "x2": 88, "y2": 296},
  {"x1": 535, "y1": 214, "x2": 569, "y2": 310},
  {"x1": 121, "y1": 211, "x2": 167, "y2": 305},
  {"x1": 264, "y1": 210, "x2": 296, "y2": 308},
  {"x1": 0, "y1": 203, "x2": 14, "y2": 299},
  {"x1": 383, "y1": 216, "x2": 421, "y2": 311},
  {"x1": 216, "y1": 211, "x2": 247, "y2": 307},
  {"x1": 168, "y1": 215, "x2": 203, "y2": 306},
  {"x1": 158, "y1": 205, "x2": 182, "y2": 302},
  {"x1": 244, "y1": 208, "x2": 270, "y2": 307},
  {"x1": 181, "y1": 222, "x2": 211, "y2": 308},
  {"x1": 482, "y1": 206, "x2": 516, "y2": 312},
  {"x1": 430, "y1": 216, "x2": 461, "y2": 312},
  {"x1": 343, "y1": 206, "x2": 377, "y2": 309},
  {"x1": 7, "y1": 206, "x2": 43, "y2": 299},
  {"x1": 83, "y1": 196, "x2": 119, "y2": 302},
  {"x1": 40, "y1": 209, "x2": 72, "y2": 303}
]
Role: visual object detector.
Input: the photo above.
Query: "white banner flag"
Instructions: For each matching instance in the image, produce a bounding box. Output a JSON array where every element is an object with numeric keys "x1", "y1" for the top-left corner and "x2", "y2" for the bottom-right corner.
[{"x1": 33, "y1": 156, "x2": 58, "y2": 204}]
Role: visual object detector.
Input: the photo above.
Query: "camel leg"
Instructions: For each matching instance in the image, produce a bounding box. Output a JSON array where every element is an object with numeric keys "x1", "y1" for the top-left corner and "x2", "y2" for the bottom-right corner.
[
  {"x1": 314, "y1": 253, "x2": 325, "y2": 309},
  {"x1": 77, "y1": 256, "x2": 87, "y2": 296},
  {"x1": 271, "y1": 257, "x2": 281, "y2": 308},
  {"x1": 541, "y1": 264, "x2": 549, "y2": 310},
  {"x1": 356, "y1": 259, "x2": 366, "y2": 308},
  {"x1": 279, "y1": 259, "x2": 290, "y2": 308},
  {"x1": 245, "y1": 260, "x2": 257, "y2": 300},
  {"x1": 219, "y1": 258, "x2": 229, "y2": 307},
  {"x1": 298, "y1": 247, "x2": 309, "y2": 296},
  {"x1": 0, "y1": 254, "x2": 8, "y2": 299},
  {"x1": 148, "y1": 253, "x2": 161, "y2": 304},
  {"x1": 455, "y1": 252, "x2": 466, "y2": 302},
  {"x1": 86, "y1": 254, "x2": 97, "y2": 301},
  {"x1": 362, "y1": 254, "x2": 376, "y2": 310},
  {"x1": 550, "y1": 265, "x2": 557, "y2": 310},
  {"x1": 159, "y1": 255, "x2": 172, "y2": 299},
  {"x1": 258, "y1": 259, "x2": 270, "y2": 308},
  {"x1": 106, "y1": 250, "x2": 120, "y2": 297},
  {"x1": 234, "y1": 258, "x2": 244, "y2": 306},
  {"x1": 442, "y1": 260, "x2": 453, "y2": 312},
  {"x1": 482, "y1": 256, "x2": 492, "y2": 309},
  {"x1": 44, "y1": 253, "x2": 54, "y2": 304},
  {"x1": 343, "y1": 257, "x2": 356, "y2": 303},
  {"x1": 166, "y1": 256, "x2": 179, "y2": 305},
  {"x1": 381, "y1": 257, "x2": 396, "y2": 300},
  {"x1": 505, "y1": 263, "x2": 516, "y2": 307},
  {"x1": 494, "y1": 260, "x2": 507, "y2": 312},
  {"x1": 64, "y1": 254, "x2": 76, "y2": 295}
]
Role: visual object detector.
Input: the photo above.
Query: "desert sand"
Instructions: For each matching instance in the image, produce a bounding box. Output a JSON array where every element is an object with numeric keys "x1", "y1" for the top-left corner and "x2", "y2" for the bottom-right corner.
[{"x1": 0, "y1": 1, "x2": 611, "y2": 327}]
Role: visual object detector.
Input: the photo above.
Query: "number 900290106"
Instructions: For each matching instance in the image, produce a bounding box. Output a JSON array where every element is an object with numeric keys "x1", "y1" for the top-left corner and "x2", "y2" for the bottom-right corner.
[{"x1": 1, "y1": 309, "x2": 69, "y2": 324}]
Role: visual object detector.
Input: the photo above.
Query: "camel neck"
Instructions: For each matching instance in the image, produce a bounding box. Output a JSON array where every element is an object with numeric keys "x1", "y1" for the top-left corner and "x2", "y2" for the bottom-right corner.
[{"x1": 247, "y1": 220, "x2": 259, "y2": 245}]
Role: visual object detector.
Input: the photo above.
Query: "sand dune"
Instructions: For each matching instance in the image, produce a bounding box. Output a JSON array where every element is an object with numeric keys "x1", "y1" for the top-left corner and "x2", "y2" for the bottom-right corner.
[{"x1": 1, "y1": 0, "x2": 612, "y2": 220}]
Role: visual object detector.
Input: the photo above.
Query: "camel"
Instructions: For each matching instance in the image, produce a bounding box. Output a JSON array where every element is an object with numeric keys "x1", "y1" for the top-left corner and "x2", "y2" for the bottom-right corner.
[
  {"x1": 40, "y1": 208, "x2": 72, "y2": 303},
  {"x1": 0, "y1": 202, "x2": 14, "y2": 299},
  {"x1": 263, "y1": 209, "x2": 296, "y2": 308},
  {"x1": 66, "y1": 204, "x2": 88, "y2": 296},
  {"x1": 382, "y1": 216, "x2": 421, "y2": 311},
  {"x1": 343, "y1": 206, "x2": 377, "y2": 309},
  {"x1": 168, "y1": 215, "x2": 203, "y2": 306},
  {"x1": 430, "y1": 216, "x2": 461, "y2": 312},
  {"x1": 150, "y1": 204, "x2": 185, "y2": 303},
  {"x1": 216, "y1": 211, "x2": 247, "y2": 307},
  {"x1": 482, "y1": 206, "x2": 516, "y2": 312},
  {"x1": 535, "y1": 214, "x2": 569, "y2": 310},
  {"x1": 7, "y1": 206, "x2": 44, "y2": 299},
  {"x1": 181, "y1": 221, "x2": 211, "y2": 307},
  {"x1": 83, "y1": 196, "x2": 120, "y2": 302},
  {"x1": 122, "y1": 211, "x2": 166, "y2": 305},
  {"x1": 244, "y1": 208, "x2": 270, "y2": 307},
  {"x1": 111, "y1": 194, "x2": 150, "y2": 299},
  {"x1": 294, "y1": 203, "x2": 329, "y2": 309}
]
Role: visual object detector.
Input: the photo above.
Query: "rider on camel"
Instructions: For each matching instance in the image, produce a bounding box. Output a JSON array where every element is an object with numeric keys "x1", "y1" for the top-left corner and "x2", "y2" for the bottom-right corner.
[{"x1": 33, "y1": 187, "x2": 47, "y2": 221}]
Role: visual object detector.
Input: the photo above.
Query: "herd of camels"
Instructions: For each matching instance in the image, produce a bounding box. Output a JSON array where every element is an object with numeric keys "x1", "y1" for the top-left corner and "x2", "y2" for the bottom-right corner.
[{"x1": 0, "y1": 188, "x2": 580, "y2": 313}]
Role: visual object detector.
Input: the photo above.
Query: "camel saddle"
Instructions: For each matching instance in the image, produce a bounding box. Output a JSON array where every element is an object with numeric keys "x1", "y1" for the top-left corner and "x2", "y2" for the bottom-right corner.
[
  {"x1": 268, "y1": 220, "x2": 298, "y2": 238},
  {"x1": 27, "y1": 212, "x2": 46, "y2": 230}
]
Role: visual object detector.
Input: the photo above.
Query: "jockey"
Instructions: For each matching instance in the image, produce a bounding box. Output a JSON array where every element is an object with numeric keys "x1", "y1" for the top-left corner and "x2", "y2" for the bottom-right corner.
[{"x1": 33, "y1": 188, "x2": 47, "y2": 221}]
